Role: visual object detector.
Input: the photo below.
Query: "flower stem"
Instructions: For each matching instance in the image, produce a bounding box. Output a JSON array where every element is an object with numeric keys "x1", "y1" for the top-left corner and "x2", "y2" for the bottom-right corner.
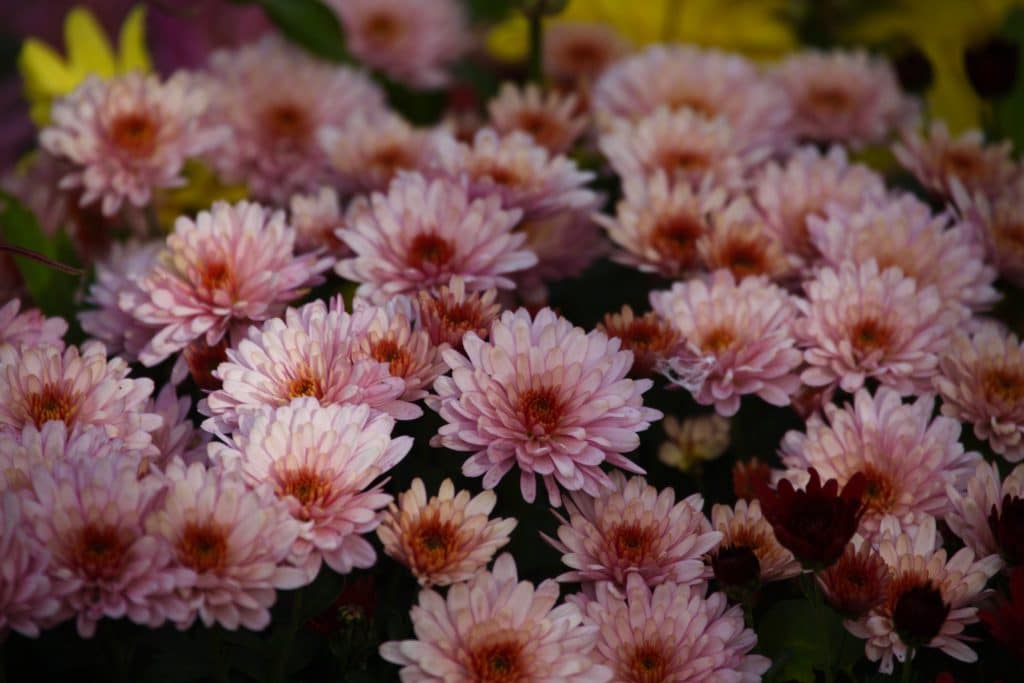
[
  {"x1": 800, "y1": 572, "x2": 834, "y2": 683},
  {"x1": 527, "y1": 11, "x2": 544, "y2": 83}
]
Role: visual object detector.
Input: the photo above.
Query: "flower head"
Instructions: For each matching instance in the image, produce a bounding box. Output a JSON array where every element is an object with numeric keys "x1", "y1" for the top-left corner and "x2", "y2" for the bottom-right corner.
[
  {"x1": 287, "y1": 187, "x2": 351, "y2": 256},
  {"x1": 710, "y1": 498, "x2": 800, "y2": 590},
  {"x1": 0, "y1": 299, "x2": 66, "y2": 351},
  {"x1": 412, "y1": 276, "x2": 502, "y2": 352},
  {"x1": 953, "y1": 178, "x2": 1024, "y2": 288},
  {"x1": 598, "y1": 305, "x2": 682, "y2": 378},
  {"x1": 698, "y1": 196, "x2": 795, "y2": 282},
  {"x1": 980, "y1": 568, "x2": 1024, "y2": 662},
  {"x1": 542, "y1": 21, "x2": 629, "y2": 86},
  {"x1": 515, "y1": 209, "x2": 608, "y2": 302},
  {"x1": 733, "y1": 458, "x2": 772, "y2": 502},
  {"x1": 818, "y1": 539, "x2": 890, "y2": 619},
  {"x1": 945, "y1": 461, "x2": 1024, "y2": 562},
  {"x1": 147, "y1": 385, "x2": 209, "y2": 468},
  {"x1": 0, "y1": 490, "x2": 60, "y2": 639},
  {"x1": 657, "y1": 413, "x2": 730, "y2": 473},
  {"x1": 487, "y1": 83, "x2": 587, "y2": 155}
]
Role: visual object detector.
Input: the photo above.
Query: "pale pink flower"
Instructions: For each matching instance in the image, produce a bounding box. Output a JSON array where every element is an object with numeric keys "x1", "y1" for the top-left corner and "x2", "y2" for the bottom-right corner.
[
  {"x1": 201, "y1": 299, "x2": 418, "y2": 434},
  {"x1": 543, "y1": 21, "x2": 629, "y2": 85},
  {"x1": 809, "y1": 194, "x2": 999, "y2": 314},
  {"x1": 515, "y1": 209, "x2": 607, "y2": 303},
  {"x1": 547, "y1": 472, "x2": 721, "y2": 589},
  {"x1": 207, "y1": 37, "x2": 386, "y2": 203},
  {"x1": 146, "y1": 460, "x2": 309, "y2": 631},
  {"x1": 488, "y1": 83, "x2": 588, "y2": 155},
  {"x1": 0, "y1": 342, "x2": 161, "y2": 455},
  {"x1": 595, "y1": 171, "x2": 726, "y2": 278},
  {"x1": 146, "y1": 385, "x2": 209, "y2": 468},
  {"x1": 711, "y1": 498, "x2": 800, "y2": 584},
  {"x1": 121, "y1": 200, "x2": 332, "y2": 366},
  {"x1": 697, "y1": 197, "x2": 796, "y2": 282},
  {"x1": 848, "y1": 516, "x2": 1001, "y2": 673},
  {"x1": 40, "y1": 72, "x2": 220, "y2": 216},
  {"x1": 335, "y1": 173, "x2": 536, "y2": 303},
  {"x1": 412, "y1": 276, "x2": 501, "y2": 351},
  {"x1": 0, "y1": 299, "x2": 66, "y2": 350},
  {"x1": 953, "y1": 177, "x2": 1024, "y2": 288},
  {"x1": 0, "y1": 422, "x2": 129, "y2": 491},
  {"x1": 579, "y1": 575, "x2": 769, "y2": 683},
  {"x1": 658, "y1": 413, "x2": 730, "y2": 473},
  {"x1": 796, "y1": 260, "x2": 960, "y2": 395},
  {"x1": 934, "y1": 324, "x2": 1024, "y2": 462},
  {"x1": 599, "y1": 306, "x2": 683, "y2": 380},
  {"x1": 771, "y1": 49, "x2": 918, "y2": 148},
  {"x1": 752, "y1": 145, "x2": 887, "y2": 267},
  {"x1": 287, "y1": 187, "x2": 351, "y2": 256},
  {"x1": 894, "y1": 120, "x2": 1017, "y2": 200},
  {"x1": 431, "y1": 308, "x2": 660, "y2": 505},
  {"x1": 380, "y1": 553, "x2": 611, "y2": 682},
  {"x1": 377, "y1": 477, "x2": 517, "y2": 587},
  {"x1": 0, "y1": 490, "x2": 60, "y2": 639},
  {"x1": 650, "y1": 271, "x2": 803, "y2": 417},
  {"x1": 945, "y1": 461, "x2": 1024, "y2": 560},
  {"x1": 329, "y1": 0, "x2": 469, "y2": 88},
  {"x1": 780, "y1": 387, "x2": 979, "y2": 541}
]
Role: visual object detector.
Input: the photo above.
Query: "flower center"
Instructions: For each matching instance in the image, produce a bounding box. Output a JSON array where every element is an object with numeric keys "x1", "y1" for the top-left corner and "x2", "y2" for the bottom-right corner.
[
  {"x1": 110, "y1": 112, "x2": 158, "y2": 156},
  {"x1": 719, "y1": 240, "x2": 768, "y2": 278},
  {"x1": 610, "y1": 521, "x2": 658, "y2": 566},
  {"x1": 859, "y1": 466, "x2": 896, "y2": 515},
  {"x1": 363, "y1": 11, "x2": 402, "y2": 44},
  {"x1": 370, "y1": 336, "x2": 412, "y2": 377},
  {"x1": 712, "y1": 544, "x2": 761, "y2": 588},
  {"x1": 806, "y1": 85, "x2": 853, "y2": 113},
  {"x1": 467, "y1": 637, "x2": 525, "y2": 682},
  {"x1": 287, "y1": 371, "x2": 323, "y2": 400},
  {"x1": 478, "y1": 162, "x2": 525, "y2": 188},
  {"x1": 201, "y1": 260, "x2": 234, "y2": 293},
  {"x1": 264, "y1": 102, "x2": 311, "y2": 144},
  {"x1": 993, "y1": 218, "x2": 1024, "y2": 252},
  {"x1": 515, "y1": 111, "x2": 561, "y2": 148},
  {"x1": 370, "y1": 144, "x2": 413, "y2": 174},
  {"x1": 892, "y1": 583, "x2": 950, "y2": 647},
  {"x1": 624, "y1": 642, "x2": 670, "y2": 683},
  {"x1": 849, "y1": 317, "x2": 894, "y2": 355},
  {"x1": 943, "y1": 148, "x2": 984, "y2": 179},
  {"x1": 517, "y1": 386, "x2": 563, "y2": 435},
  {"x1": 25, "y1": 383, "x2": 79, "y2": 428},
  {"x1": 73, "y1": 524, "x2": 126, "y2": 579},
  {"x1": 279, "y1": 466, "x2": 332, "y2": 507},
  {"x1": 667, "y1": 93, "x2": 716, "y2": 118},
  {"x1": 658, "y1": 147, "x2": 710, "y2": 173},
  {"x1": 178, "y1": 521, "x2": 228, "y2": 573},
  {"x1": 701, "y1": 325, "x2": 737, "y2": 354},
  {"x1": 983, "y1": 367, "x2": 1024, "y2": 404},
  {"x1": 563, "y1": 40, "x2": 605, "y2": 70},
  {"x1": 410, "y1": 515, "x2": 460, "y2": 573},
  {"x1": 408, "y1": 233, "x2": 455, "y2": 270},
  {"x1": 651, "y1": 214, "x2": 703, "y2": 265}
]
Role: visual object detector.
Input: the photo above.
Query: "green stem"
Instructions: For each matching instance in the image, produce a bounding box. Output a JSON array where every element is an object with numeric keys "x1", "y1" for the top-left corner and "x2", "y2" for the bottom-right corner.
[
  {"x1": 800, "y1": 573, "x2": 834, "y2": 683},
  {"x1": 527, "y1": 11, "x2": 544, "y2": 83},
  {"x1": 270, "y1": 591, "x2": 304, "y2": 683},
  {"x1": 900, "y1": 649, "x2": 914, "y2": 683}
]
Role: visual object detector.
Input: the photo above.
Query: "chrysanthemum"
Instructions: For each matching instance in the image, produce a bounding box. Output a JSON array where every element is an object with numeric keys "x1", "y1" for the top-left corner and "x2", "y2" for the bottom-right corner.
[
  {"x1": 23, "y1": 452, "x2": 182, "y2": 637},
  {"x1": 0, "y1": 299, "x2": 66, "y2": 350},
  {"x1": 487, "y1": 83, "x2": 587, "y2": 155},
  {"x1": 848, "y1": 516, "x2": 1001, "y2": 673},
  {"x1": 595, "y1": 171, "x2": 727, "y2": 278},
  {"x1": 894, "y1": 120, "x2": 1017, "y2": 200},
  {"x1": 209, "y1": 399, "x2": 411, "y2": 579},
  {"x1": 752, "y1": 145, "x2": 887, "y2": 267},
  {"x1": 412, "y1": 276, "x2": 502, "y2": 352},
  {"x1": 543, "y1": 21, "x2": 629, "y2": 86},
  {"x1": 818, "y1": 538, "x2": 890, "y2": 619},
  {"x1": 796, "y1": 260, "x2": 960, "y2": 395},
  {"x1": 546, "y1": 472, "x2": 721, "y2": 589},
  {"x1": 287, "y1": 187, "x2": 350, "y2": 256},
  {"x1": 780, "y1": 387, "x2": 979, "y2": 540},
  {"x1": 592, "y1": 44, "x2": 793, "y2": 152},
  {"x1": 945, "y1": 460, "x2": 1024, "y2": 563},
  {"x1": 201, "y1": 299, "x2": 418, "y2": 434},
  {"x1": 956, "y1": 175, "x2": 1024, "y2": 285},
  {"x1": 40, "y1": 72, "x2": 220, "y2": 216},
  {"x1": 146, "y1": 460, "x2": 308, "y2": 631},
  {"x1": 599, "y1": 107, "x2": 764, "y2": 192},
  {"x1": 650, "y1": 271, "x2": 803, "y2": 417},
  {"x1": 207, "y1": 37, "x2": 386, "y2": 203},
  {"x1": 0, "y1": 422, "x2": 129, "y2": 493},
  {"x1": 732, "y1": 458, "x2": 773, "y2": 502},
  {"x1": 515, "y1": 209, "x2": 608, "y2": 304},
  {"x1": 431, "y1": 308, "x2": 660, "y2": 505},
  {"x1": 336, "y1": 173, "x2": 536, "y2": 303},
  {"x1": 580, "y1": 574, "x2": 771, "y2": 683},
  {"x1": 710, "y1": 498, "x2": 799, "y2": 589},
  {"x1": 435, "y1": 128, "x2": 599, "y2": 220},
  {"x1": 658, "y1": 413, "x2": 731, "y2": 473},
  {"x1": 380, "y1": 553, "x2": 610, "y2": 682},
  {"x1": 697, "y1": 197, "x2": 795, "y2": 282},
  {"x1": 809, "y1": 194, "x2": 998, "y2": 314},
  {"x1": 122, "y1": 200, "x2": 332, "y2": 366},
  {"x1": 598, "y1": 305, "x2": 682, "y2": 378},
  {"x1": 147, "y1": 385, "x2": 208, "y2": 468},
  {"x1": 0, "y1": 342, "x2": 161, "y2": 454},
  {"x1": 377, "y1": 478, "x2": 517, "y2": 587},
  {"x1": 771, "y1": 49, "x2": 918, "y2": 148},
  {"x1": 329, "y1": 0, "x2": 469, "y2": 88},
  {"x1": 0, "y1": 490, "x2": 60, "y2": 639},
  {"x1": 981, "y1": 568, "x2": 1024, "y2": 662}
]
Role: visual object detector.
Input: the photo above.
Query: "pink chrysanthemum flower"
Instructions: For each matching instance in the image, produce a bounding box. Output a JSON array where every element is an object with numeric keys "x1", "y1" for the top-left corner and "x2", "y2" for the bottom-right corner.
[
  {"x1": 809, "y1": 194, "x2": 999, "y2": 314},
  {"x1": 78, "y1": 240, "x2": 163, "y2": 361},
  {"x1": 796, "y1": 260, "x2": 960, "y2": 395},
  {"x1": 207, "y1": 37, "x2": 386, "y2": 203},
  {"x1": 146, "y1": 460, "x2": 308, "y2": 631},
  {"x1": 934, "y1": 324, "x2": 1024, "y2": 462},
  {"x1": 953, "y1": 178, "x2": 1024, "y2": 288},
  {"x1": 752, "y1": 145, "x2": 887, "y2": 267},
  {"x1": 380, "y1": 553, "x2": 610, "y2": 682},
  {"x1": 329, "y1": 0, "x2": 469, "y2": 88},
  {"x1": 23, "y1": 452, "x2": 183, "y2": 637},
  {"x1": 945, "y1": 461, "x2": 1024, "y2": 560},
  {"x1": 40, "y1": 72, "x2": 220, "y2": 216},
  {"x1": 771, "y1": 49, "x2": 918, "y2": 148},
  {"x1": 287, "y1": 187, "x2": 351, "y2": 257},
  {"x1": 592, "y1": 44, "x2": 793, "y2": 152},
  {"x1": 0, "y1": 490, "x2": 61, "y2": 639},
  {"x1": 697, "y1": 197, "x2": 795, "y2": 282},
  {"x1": 599, "y1": 306, "x2": 683, "y2": 379},
  {"x1": 147, "y1": 385, "x2": 209, "y2": 468},
  {"x1": 209, "y1": 399, "x2": 411, "y2": 579},
  {"x1": 848, "y1": 516, "x2": 1001, "y2": 673},
  {"x1": 0, "y1": 299, "x2": 66, "y2": 351},
  {"x1": 201, "y1": 299, "x2": 418, "y2": 434},
  {"x1": 710, "y1": 498, "x2": 800, "y2": 586},
  {"x1": 546, "y1": 472, "x2": 721, "y2": 589},
  {"x1": 0, "y1": 422, "x2": 129, "y2": 493},
  {"x1": 579, "y1": 574, "x2": 770, "y2": 682},
  {"x1": 487, "y1": 83, "x2": 588, "y2": 155},
  {"x1": 0, "y1": 342, "x2": 161, "y2": 454},
  {"x1": 595, "y1": 171, "x2": 727, "y2": 278},
  {"x1": 599, "y1": 107, "x2": 765, "y2": 192},
  {"x1": 650, "y1": 271, "x2": 803, "y2": 417},
  {"x1": 335, "y1": 173, "x2": 536, "y2": 303},
  {"x1": 515, "y1": 209, "x2": 607, "y2": 304},
  {"x1": 412, "y1": 276, "x2": 502, "y2": 351},
  {"x1": 320, "y1": 113, "x2": 440, "y2": 195},
  {"x1": 377, "y1": 477, "x2": 517, "y2": 587},
  {"x1": 431, "y1": 308, "x2": 660, "y2": 505},
  {"x1": 543, "y1": 21, "x2": 629, "y2": 86},
  {"x1": 435, "y1": 128, "x2": 599, "y2": 220},
  {"x1": 122, "y1": 200, "x2": 332, "y2": 366},
  {"x1": 780, "y1": 387, "x2": 979, "y2": 541},
  {"x1": 894, "y1": 120, "x2": 1017, "y2": 200}
]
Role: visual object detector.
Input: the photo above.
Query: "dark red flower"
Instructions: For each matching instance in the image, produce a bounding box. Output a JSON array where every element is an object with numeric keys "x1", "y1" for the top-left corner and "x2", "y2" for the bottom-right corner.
[
  {"x1": 817, "y1": 541, "x2": 890, "y2": 618},
  {"x1": 712, "y1": 544, "x2": 761, "y2": 590},
  {"x1": 989, "y1": 494, "x2": 1024, "y2": 566},
  {"x1": 184, "y1": 337, "x2": 229, "y2": 391},
  {"x1": 756, "y1": 468, "x2": 866, "y2": 570},
  {"x1": 732, "y1": 458, "x2": 772, "y2": 502},
  {"x1": 980, "y1": 568, "x2": 1024, "y2": 662}
]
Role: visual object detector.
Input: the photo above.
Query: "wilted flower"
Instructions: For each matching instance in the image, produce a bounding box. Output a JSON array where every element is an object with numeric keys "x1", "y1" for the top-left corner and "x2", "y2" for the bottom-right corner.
[
  {"x1": 598, "y1": 305, "x2": 682, "y2": 378},
  {"x1": 0, "y1": 299, "x2": 66, "y2": 351},
  {"x1": 658, "y1": 413, "x2": 730, "y2": 473},
  {"x1": 412, "y1": 276, "x2": 501, "y2": 351},
  {"x1": 487, "y1": 83, "x2": 587, "y2": 154}
]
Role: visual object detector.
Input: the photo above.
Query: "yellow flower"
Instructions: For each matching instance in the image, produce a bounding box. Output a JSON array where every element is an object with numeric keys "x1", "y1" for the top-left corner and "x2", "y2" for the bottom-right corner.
[
  {"x1": 842, "y1": 0, "x2": 1023, "y2": 132},
  {"x1": 18, "y1": 5, "x2": 151, "y2": 126},
  {"x1": 658, "y1": 413, "x2": 731, "y2": 474},
  {"x1": 488, "y1": 0, "x2": 797, "y2": 63},
  {"x1": 154, "y1": 161, "x2": 248, "y2": 232}
]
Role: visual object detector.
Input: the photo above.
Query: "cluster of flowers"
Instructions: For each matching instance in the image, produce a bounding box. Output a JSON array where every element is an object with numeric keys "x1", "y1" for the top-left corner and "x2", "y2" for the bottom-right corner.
[{"x1": 2, "y1": 5, "x2": 1024, "y2": 680}]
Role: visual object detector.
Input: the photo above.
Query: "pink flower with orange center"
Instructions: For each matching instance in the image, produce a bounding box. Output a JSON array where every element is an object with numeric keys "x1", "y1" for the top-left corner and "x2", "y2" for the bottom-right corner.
[
  {"x1": 697, "y1": 196, "x2": 795, "y2": 282},
  {"x1": 146, "y1": 385, "x2": 209, "y2": 468},
  {"x1": 543, "y1": 21, "x2": 629, "y2": 86},
  {"x1": 710, "y1": 498, "x2": 800, "y2": 588},
  {"x1": 598, "y1": 305, "x2": 682, "y2": 379},
  {"x1": 0, "y1": 490, "x2": 61, "y2": 639},
  {"x1": 953, "y1": 177, "x2": 1024, "y2": 288},
  {"x1": 287, "y1": 187, "x2": 351, "y2": 257},
  {"x1": 412, "y1": 276, "x2": 502, "y2": 352},
  {"x1": 0, "y1": 299, "x2": 66, "y2": 351},
  {"x1": 488, "y1": 83, "x2": 588, "y2": 155}
]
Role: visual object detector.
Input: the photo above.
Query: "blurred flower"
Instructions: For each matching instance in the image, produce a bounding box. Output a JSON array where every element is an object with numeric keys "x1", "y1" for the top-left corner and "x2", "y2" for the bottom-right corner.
[
  {"x1": 599, "y1": 305, "x2": 682, "y2": 379},
  {"x1": 488, "y1": 83, "x2": 587, "y2": 155},
  {"x1": 953, "y1": 177, "x2": 1024, "y2": 288},
  {"x1": 658, "y1": 413, "x2": 730, "y2": 473},
  {"x1": 0, "y1": 490, "x2": 60, "y2": 639},
  {"x1": 710, "y1": 498, "x2": 800, "y2": 590},
  {"x1": 287, "y1": 187, "x2": 350, "y2": 257},
  {"x1": 542, "y1": 21, "x2": 629, "y2": 87},
  {"x1": 733, "y1": 458, "x2": 772, "y2": 502},
  {"x1": 514, "y1": 209, "x2": 607, "y2": 304},
  {"x1": 946, "y1": 461, "x2": 1024, "y2": 561},
  {"x1": 145, "y1": 385, "x2": 208, "y2": 468},
  {"x1": 412, "y1": 276, "x2": 501, "y2": 352},
  {"x1": 980, "y1": 568, "x2": 1024, "y2": 661},
  {"x1": 818, "y1": 539, "x2": 890, "y2": 619},
  {"x1": 377, "y1": 478, "x2": 516, "y2": 587},
  {"x1": 0, "y1": 298, "x2": 66, "y2": 351},
  {"x1": 697, "y1": 197, "x2": 795, "y2": 282},
  {"x1": 153, "y1": 159, "x2": 247, "y2": 232},
  {"x1": 0, "y1": 422, "x2": 128, "y2": 490}
]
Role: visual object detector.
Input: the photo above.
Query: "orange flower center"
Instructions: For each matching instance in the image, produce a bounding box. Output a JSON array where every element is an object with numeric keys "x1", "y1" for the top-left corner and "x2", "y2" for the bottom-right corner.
[
  {"x1": 178, "y1": 521, "x2": 228, "y2": 573},
  {"x1": 370, "y1": 144, "x2": 414, "y2": 174},
  {"x1": 478, "y1": 162, "x2": 526, "y2": 188},
  {"x1": 850, "y1": 317, "x2": 894, "y2": 355},
  {"x1": 287, "y1": 370, "x2": 323, "y2": 400},
  {"x1": 806, "y1": 85, "x2": 853, "y2": 113},
  {"x1": 408, "y1": 233, "x2": 455, "y2": 270},
  {"x1": 610, "y1": 521, "x2": 658, "y2": 566},
  {"x1": 264, "y1": 102, "x2": 311, "y2": 144},
  {"x1": 110, "y1": 112, "x2": 158, "y2": 155},
  {"x1": 942, "y1": 148, "x2": 984, "y2": 179},
  {"x1": 25, "y1": 383, "x2": 79, "y2": 428},
  {"x1": 363, "y1": 11, "x2": 402, "y2": 44},
  {"x1": 201, "y1": 260, "x2": 234, "y2": 292},
  {"x1": 467, "y1": 638, "x2": 525, "y2": 683},
  {"x1": 623, "y1": 642, "x2": 670, "y2": 683},
  {"x1": 73, "y1": 524, "x2": 126, "y2": 579},
  {"x1": 717, "y1": 239, "x2": 769, "y2": 279},
  {"x1": 666, "y1": 93, "x2": 716, "y2": 118},
  {"x1": 651, "y1": 214, "x2": 703, "y2": 266},
  {"x1": 658, "y1": 148, "x2": 710, "y2": 173},
  {"x1": 279, "y1": 466, "x2": 332, "y2": 507},
  {"x1": 993, "y1": 218, "x2": 1024, "y2": 252},
  {"x1": 859, "y1": 466, "x2": 896, "y2": 515},
  {"x1": 701, "y1": 325, "x2": 737, "y2": 354},
  {"x1": 409, "y1": 515, "x2": 460, "y2": 574},
  {"x1": 518, "y1": 387, "x2": 563, "y2": 435},
  {"x1": 514, "y1": 111, "x2": 562, "y2": 149},
  {"x1": 984, "y1": 367, "x2": 1024, "y2": 404},
  {"x1": 369, "y1": 336, "x2": 412, "y2": 378}
]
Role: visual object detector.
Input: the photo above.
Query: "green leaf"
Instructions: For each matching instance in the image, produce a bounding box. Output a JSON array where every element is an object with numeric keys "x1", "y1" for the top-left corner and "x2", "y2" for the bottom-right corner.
[
  {"x1": 757, "y1": 598, "x2": 856, "y2": 683},
  {"x1": 255, "y1": 0, "x2": 350, "y2": 63}
]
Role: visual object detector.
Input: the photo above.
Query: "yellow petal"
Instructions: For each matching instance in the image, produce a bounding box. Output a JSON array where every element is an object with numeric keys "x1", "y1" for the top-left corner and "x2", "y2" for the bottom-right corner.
[
  {"x1": 117, "y1": 5, "x2": 152, "y2": 74},
  {"x1": 64, "y1": 7, "x2": 117, "y2": 79},
  {"x1": 18, "y1": 39, "x2": 78, "y2": 99},
  {"x1": 486, "y1": 16, "x2": 530, "y2": 63}
]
